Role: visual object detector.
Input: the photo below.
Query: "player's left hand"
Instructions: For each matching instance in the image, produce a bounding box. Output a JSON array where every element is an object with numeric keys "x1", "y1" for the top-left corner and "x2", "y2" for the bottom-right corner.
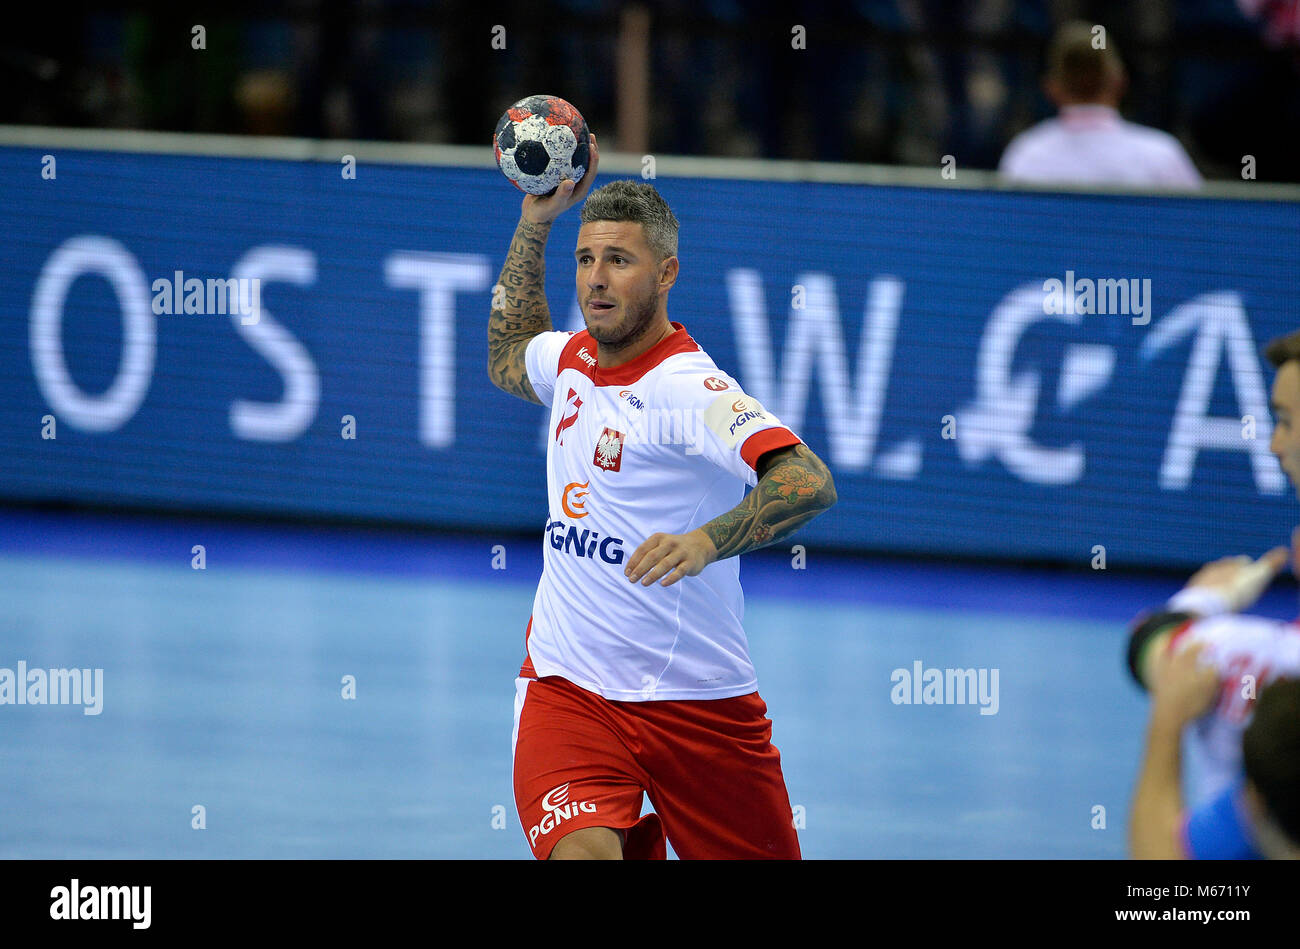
[
  {"x1": 625, "y1": 529, "x2": 718, "y2": 587},
  {"x1": 1149, "y1": 641, "x2": 1220, "y2": 728}
]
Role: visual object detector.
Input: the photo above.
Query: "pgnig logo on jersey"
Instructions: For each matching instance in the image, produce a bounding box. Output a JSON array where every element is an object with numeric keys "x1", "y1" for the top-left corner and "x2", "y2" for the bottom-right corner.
[
  {"x1": 546, "y1": 518, "x2": 626, "y2": 565},
  {"x1": 529, "y1": 783, "x2": 597, "y2": 845},
  {"x1": 727, "y1": 400, "x2": 770, "y2": 438}
]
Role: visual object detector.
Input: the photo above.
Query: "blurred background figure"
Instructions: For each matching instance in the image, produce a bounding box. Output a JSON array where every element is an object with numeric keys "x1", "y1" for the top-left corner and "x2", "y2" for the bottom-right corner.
[
  {"x1": 1132, "y1": 662, "x2": 1300, "y2": 859},
  {"x1": 3, "y1": 1, "x2": 1296, "y2": 181},
  {"x1": 999, "y1": 20, "x2": 1202, "y2": 187}
]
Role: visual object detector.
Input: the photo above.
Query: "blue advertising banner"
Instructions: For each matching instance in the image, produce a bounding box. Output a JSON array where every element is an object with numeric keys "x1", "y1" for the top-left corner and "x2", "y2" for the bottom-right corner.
[{"x1": 2, "y1": 144, "x2": 1298, "y2": 568}]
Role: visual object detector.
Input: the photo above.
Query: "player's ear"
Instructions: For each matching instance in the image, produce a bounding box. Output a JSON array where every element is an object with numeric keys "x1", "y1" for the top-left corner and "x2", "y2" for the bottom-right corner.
[{"x1": 658, "y1": 256, "x2": 679, "y2": 292}]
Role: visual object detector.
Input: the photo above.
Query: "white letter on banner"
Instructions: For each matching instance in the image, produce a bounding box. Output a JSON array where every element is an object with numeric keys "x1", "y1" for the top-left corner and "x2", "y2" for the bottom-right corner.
[
  {"x1": 956, "y1": 283, "x2": 1113, "y2": 485},
  {"x1": 726, "y1": 268, "x2": 905, "y2": 472},
  {"x1": 1140, "y1": 291, "x2": 1283, "y2": 494},
  {"x1": 386, "y1": 252, "x2": 491, "y2": 448},
  {"x1": 30, "y1": 235, "x2": 154, "y2": 431},
  {"x1": 229, "y1": 246, "x2": 320, "y2": 441}
]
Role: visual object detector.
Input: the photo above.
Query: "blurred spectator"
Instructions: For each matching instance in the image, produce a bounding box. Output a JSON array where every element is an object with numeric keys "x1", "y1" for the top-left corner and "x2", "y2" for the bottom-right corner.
[
  {"x1": 5, "y1": 3, "x2": 1296, "y2": 182},
  {"x1": 998, "y1": 20, "x2": 1202, "y2": 187}
]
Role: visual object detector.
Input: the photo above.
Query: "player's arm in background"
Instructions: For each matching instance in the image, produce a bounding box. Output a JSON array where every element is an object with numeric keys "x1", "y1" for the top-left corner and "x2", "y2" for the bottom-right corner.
[
  {"x1": 1130, "y1": 641, "x2": 1219, "y2": 859},
  {"x1": 1127, "y1": 547, "x2": 1289, "y2": 693},
  {"x1": 1126, "y1": 547, "x2": 1289, "y2": 858},
  {"x1": 487, "y1": 134, "x2": 601, "y2": 403}
]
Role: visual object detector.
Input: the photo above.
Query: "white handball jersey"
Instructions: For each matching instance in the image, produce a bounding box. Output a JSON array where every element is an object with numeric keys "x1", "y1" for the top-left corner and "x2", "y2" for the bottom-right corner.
[
  {"x1": 1164, "y1": 588, "x2": 1300, "y2": 805},
  {"x1": 517, "y1": 321, "x2": 803, "y2": 701}
]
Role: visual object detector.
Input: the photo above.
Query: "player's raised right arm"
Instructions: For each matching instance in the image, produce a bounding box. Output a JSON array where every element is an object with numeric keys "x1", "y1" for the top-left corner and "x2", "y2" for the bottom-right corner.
[
  {"x1": 488, "y1": 216, "x2": 553, "y2": 404},
  {"x1": 488, "y1": 134, "x2": 600, "y2": 404}
]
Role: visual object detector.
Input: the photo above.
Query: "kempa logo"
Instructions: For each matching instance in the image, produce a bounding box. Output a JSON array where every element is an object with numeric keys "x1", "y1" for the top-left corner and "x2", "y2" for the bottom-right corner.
[
  {"x1": 151, "y1": 270, "x2": 261, "y2": 324},
  {"x1": 0, "y1": 661, "x2": 103, "y2": 715},
  {"x1": 528, "y1": 783, "x2": 597, "y2": 845},
  {"x1": 576, "y1": 346, "x2": 597, "y2": 367},
  {"x1": 50, "y1": 879, "x2": 151, "y2": 929}
]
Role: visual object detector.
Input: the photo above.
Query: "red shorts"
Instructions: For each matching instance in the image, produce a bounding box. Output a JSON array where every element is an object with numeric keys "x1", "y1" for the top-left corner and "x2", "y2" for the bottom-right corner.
[{"x1": 512, "y1": 674, "x2": 802, "y2": 860}]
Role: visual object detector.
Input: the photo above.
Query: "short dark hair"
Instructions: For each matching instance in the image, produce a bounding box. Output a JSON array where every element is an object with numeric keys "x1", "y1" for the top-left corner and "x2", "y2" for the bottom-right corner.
[
  {"x1": 1243, "y1": 677, "x2": 1300, "y2": 844},
  {"x1": 1047, "y1": 21, "x2": 1123, "y2": 100},
  {"x1": 579, "y1": 180, "x2": 679, "y2": 262},
  {"x1": 1264, "y1": 329, "x2": 1300, "y2": 369}
]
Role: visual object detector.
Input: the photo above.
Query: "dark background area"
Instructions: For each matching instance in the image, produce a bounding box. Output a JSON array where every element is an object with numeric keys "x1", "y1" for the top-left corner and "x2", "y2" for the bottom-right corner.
[{"x1": 3, "y1": 0, "x2": 1298, "y2": 181}]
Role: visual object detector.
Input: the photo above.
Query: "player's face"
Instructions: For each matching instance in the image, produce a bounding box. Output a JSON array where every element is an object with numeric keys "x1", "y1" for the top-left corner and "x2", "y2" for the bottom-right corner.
[
  {"x1": 1269, "y1": 361, "x2": 1300, "y2": 497},
  {"x1": 574, "y1": 221, "x2": 668, "y2": 349}
]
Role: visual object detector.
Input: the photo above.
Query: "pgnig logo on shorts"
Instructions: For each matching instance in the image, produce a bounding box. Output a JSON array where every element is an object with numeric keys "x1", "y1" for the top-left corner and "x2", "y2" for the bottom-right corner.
[{"x1": 529, "y1": 783, "x2": 597, "y2": 845}]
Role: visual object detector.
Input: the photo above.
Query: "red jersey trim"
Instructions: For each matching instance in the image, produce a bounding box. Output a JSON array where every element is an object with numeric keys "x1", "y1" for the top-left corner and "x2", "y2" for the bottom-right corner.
[
  {"x1": 556, "y1": 333, "x2": 598, "y2": 380},
  {"x1": 554, "y1": 322, "x2": 701, "y2": 387},
  {"x1": 741, "y1": 427, "x2": 803, "y2": 471},
  {"x1": 519, "y1": 615, "x2": 538, "y2": 679}
]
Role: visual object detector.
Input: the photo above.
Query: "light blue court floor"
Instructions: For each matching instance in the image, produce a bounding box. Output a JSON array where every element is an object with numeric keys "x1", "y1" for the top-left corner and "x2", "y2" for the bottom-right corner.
[{"x1": 1, "y1": 508, "x2": 1295, "y2": 859}]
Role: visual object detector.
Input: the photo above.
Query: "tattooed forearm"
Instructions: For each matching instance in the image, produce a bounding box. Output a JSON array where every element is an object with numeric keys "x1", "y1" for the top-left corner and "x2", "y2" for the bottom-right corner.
[
  {"x1": 701, "y1": 444, "x2": 837, "y2": 560},
  {"x1": 488, "y1": 217, "x2": 554, "y2": 403}
]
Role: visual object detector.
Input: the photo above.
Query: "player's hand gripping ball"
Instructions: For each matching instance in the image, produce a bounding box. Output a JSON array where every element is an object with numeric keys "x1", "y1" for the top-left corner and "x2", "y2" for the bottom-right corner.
[{"x1": 493, "y1": 95, "x2": 590, "y2": 196}]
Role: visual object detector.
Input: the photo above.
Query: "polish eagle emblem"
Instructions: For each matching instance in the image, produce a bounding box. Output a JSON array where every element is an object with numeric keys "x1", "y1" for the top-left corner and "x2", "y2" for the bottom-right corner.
[{"x1": 593, "y1": 427, "x2": 624, "y2": 471}]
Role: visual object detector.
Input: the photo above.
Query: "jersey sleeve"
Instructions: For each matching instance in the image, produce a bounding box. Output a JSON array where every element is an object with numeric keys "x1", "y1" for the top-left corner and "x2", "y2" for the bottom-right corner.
[
  {"x1": 523, "y1": 331, "x2": 575, "y2": 409},
  {"x1": 665, "y1": 370, "x2": 803, "y2": 486},
  {"x1": 1168, "y1": 610, "x2": 1300, "y2": 684},
  {"x1": 1181, "y1": 780, "x2": 1261, "y2": 859},
  {"x1": 1125, "y1": 588, "x2": 1233, "y2": 689}
]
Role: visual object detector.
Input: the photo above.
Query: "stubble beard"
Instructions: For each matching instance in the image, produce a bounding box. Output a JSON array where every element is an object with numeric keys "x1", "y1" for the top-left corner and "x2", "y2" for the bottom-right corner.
[{"x1": 587, "y1": 285, "x2": 662, "y2": 354}]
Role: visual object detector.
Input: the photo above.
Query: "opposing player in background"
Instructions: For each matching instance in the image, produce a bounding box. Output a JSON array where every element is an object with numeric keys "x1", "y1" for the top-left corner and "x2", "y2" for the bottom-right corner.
[
  {"x1": 1128, "y1": 329, "x2": 1300, "y2": 858},
  {"x1": 488, "y1": 133, "x2": 837, "y2": 859}
]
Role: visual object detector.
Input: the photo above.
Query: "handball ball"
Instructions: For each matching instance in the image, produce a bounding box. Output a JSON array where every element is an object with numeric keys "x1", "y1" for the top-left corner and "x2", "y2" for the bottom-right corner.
[{"x1": 493, "y1": 94, "x2": 590, "y2": 196}]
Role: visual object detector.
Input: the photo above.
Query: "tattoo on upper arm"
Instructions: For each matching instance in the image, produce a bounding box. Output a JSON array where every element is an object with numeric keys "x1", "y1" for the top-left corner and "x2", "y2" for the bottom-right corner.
[
  {"x1": 702, "y1": 444, "x2": 836, "y2": 560},
  {"x1": 489, "y1": 339, "x2": 542, "y2": 404},
  {"x1": 489, "y1": 218, "x2": 553, "y2": 403}
]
